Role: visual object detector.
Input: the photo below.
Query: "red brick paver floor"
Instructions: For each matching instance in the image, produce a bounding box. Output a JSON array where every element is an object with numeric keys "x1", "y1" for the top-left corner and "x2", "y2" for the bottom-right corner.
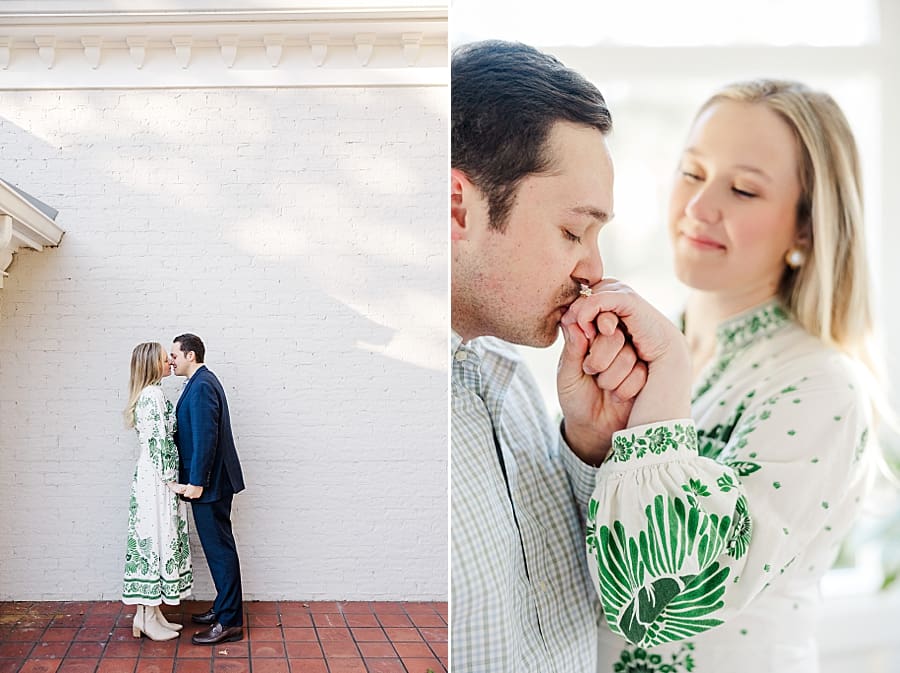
[{"x1": 0, "y1": 601, "x2": 447, "y2": 673}]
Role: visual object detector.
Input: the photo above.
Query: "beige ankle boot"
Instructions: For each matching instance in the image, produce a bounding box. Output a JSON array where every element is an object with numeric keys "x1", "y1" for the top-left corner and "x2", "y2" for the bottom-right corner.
[
  {"x1": 131, "y1": 605, "x2": 145, "y2": 638},
  {"x1": 133, "y1": 604, "x2": 179, "y2": 641},
  {"x1": 153, "y1": 605, "x2": 183, "y2": 631}
]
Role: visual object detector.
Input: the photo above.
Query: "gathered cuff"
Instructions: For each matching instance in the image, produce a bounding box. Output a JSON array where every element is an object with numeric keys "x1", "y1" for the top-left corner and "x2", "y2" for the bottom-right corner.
[{"x1": 605, "y1": 419, "x2": 698, "y2": 470}]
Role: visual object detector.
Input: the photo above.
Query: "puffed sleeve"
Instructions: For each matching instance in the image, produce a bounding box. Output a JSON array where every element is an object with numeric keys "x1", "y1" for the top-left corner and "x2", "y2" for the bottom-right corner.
[
  {"x1": 135, "y1": 387, "x2": 177, "y2": 483},
  {"x1": 586, "y1": 366, "x2": 869, "y2": 648}
]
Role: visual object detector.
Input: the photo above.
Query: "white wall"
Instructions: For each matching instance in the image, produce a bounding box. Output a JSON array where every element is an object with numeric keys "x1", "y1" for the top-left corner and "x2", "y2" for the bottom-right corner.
[{"x1": 0, "y1": 84, "x2": 448, "y2": 601}]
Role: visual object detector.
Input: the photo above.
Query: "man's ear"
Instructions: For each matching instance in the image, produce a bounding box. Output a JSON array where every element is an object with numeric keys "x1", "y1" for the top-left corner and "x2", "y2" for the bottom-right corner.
[{"x1": 451, "y1": 168, "x2": 473, "y2": 242}]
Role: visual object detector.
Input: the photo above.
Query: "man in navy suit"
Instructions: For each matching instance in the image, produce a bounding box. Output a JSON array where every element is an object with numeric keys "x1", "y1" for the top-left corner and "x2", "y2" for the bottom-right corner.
[{"x1": 170, "y1": 333, "x2": 246, "y2": 645}]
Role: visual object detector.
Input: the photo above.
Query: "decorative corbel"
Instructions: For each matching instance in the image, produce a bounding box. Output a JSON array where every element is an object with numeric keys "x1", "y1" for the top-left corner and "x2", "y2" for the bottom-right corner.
[
  {"x1": 82, "y1": 36, "x2": 102, "y2": 69},
  {"x1": 35, "y1": 36, "x2": 56, "y2": 69},
  {"x1": 218, "y1": 35, "x2": 238, "y2": 68},
  {"x1": 264, "y1": 34, "x2": 284, "y2": 67},
  {"x1": 309, "y1": 33, "x2": 328, "y2": 67},
  {"x1": 401, "y1": 32, "x2": 422, "y2": 66},
  {"x1": 126, "y1": 36, "x2": 147, "y2": 69},
  {"x1": 172, "y1": 35, "x2": 192, "y2": 69},
  {"x1": 354, "y1": 33, "x2": 376, "y2": 67}
]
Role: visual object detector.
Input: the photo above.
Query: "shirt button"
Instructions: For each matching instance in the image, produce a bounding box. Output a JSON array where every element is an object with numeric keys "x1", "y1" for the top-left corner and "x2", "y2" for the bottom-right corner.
[{"x1": 454, "y1": 350, "x2": 468, "y2": 362}]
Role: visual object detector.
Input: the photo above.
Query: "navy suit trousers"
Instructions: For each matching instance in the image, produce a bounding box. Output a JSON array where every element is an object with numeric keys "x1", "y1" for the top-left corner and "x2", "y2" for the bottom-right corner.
[{"x1": 191, "y1": 494, "x2": 243, "y2": 627}]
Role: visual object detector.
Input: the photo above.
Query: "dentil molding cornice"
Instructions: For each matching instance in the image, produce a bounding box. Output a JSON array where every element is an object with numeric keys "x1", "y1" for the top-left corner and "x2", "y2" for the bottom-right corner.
[{"x1": 0, "y1": 2, "x2": 448, "y2": 88}]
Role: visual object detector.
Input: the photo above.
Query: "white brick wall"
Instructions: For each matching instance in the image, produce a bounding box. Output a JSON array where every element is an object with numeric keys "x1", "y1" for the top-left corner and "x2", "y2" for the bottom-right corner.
[{"x1": 0, "y1": 87, "x2": 448, "y2": 601}]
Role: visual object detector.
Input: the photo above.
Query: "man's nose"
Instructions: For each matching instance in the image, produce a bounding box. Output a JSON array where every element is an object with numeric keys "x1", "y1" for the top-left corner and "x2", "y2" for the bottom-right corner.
[{"x1": 574, "y1": 241, "x2": 604, "y2": 287}]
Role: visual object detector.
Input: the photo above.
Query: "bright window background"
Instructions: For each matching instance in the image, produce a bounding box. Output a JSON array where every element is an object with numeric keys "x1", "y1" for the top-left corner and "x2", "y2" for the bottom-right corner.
[
  {"x1": 452, "y1": 1, "x2": 900, "y2": 671},
  {"x1": 452, "y1": 0, "x2": 879, "y2": 47}
]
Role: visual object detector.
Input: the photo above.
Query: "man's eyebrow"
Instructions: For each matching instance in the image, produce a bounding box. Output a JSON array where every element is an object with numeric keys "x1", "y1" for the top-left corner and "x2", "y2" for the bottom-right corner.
[{"x1": 568, "y1": 206, "x2": 612, "y2": 223}]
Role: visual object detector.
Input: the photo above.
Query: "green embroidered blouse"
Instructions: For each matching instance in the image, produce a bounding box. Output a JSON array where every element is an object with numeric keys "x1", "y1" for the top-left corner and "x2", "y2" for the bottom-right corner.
[{"x1": 588, "y1": 299, "x2": 872, "y2": 672}]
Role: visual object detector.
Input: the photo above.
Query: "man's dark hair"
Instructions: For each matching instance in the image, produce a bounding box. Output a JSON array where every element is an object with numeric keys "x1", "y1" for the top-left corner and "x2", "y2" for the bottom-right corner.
[
  {"x1": 452, "y1": 40, "x2": 612, "y2": 231},
  {"x1": 174, "y1": 333, "x2": 205, "y2": 363}
]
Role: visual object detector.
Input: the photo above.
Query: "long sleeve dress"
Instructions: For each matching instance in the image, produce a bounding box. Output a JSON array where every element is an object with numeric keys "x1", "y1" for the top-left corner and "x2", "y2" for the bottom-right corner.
[
  {"x1": 122, "y1": 384, "x2": 193, "y2": 605},
  {"x1": 589, "y1": 300, "x2": 872, "y2": 673}
]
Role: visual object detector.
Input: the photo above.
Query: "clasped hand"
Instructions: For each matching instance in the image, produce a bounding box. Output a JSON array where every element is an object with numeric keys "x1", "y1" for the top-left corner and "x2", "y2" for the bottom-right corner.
[
  {"x1": 166, "y1": 482, "x2": 204, "y2": 499},
  {"x1": 557, "y1": 278, "x2": 691, "y2": 466}
]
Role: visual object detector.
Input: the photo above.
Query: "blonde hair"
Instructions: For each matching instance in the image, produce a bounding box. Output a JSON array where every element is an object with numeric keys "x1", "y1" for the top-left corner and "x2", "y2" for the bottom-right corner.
[
  {"x1": 697, "y1": 80, "x2": 879, "y2": 378},
  {"x1": 124, "y1": 342, "x2": 165, "y2": 428}
]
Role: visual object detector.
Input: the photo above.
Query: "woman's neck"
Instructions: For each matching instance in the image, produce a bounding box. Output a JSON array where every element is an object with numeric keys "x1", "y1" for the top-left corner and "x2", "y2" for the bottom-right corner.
[{"x1": 684, "y1": 288, "x2": 778, "y2": 380}]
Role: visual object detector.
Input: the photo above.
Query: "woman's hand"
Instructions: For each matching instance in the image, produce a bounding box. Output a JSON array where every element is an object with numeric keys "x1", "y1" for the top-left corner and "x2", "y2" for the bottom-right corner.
[
  {"x1": 561, "y1": 278, "x2": 692, "y2": 428},
  {"x1": 166, "y1": 481, "x2": 188, "y2": 495}
]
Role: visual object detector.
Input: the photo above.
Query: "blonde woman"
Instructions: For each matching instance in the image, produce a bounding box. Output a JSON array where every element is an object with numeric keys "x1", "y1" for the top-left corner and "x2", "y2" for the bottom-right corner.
[
  {"x1": 122, "y1": 342, "x2": 193, "y2": 640},
  {"x1": 568, "y1": 80, "x2": 878, "y2": 672}
]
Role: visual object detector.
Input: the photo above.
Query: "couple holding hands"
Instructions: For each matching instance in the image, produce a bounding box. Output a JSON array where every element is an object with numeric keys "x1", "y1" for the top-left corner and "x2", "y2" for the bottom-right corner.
[
  {"x1": 451, "y1": 42, "x2": 881, "y2": 672},
  {"x1": 121, "y1": 334, "x2": 246, "y2": 646}
]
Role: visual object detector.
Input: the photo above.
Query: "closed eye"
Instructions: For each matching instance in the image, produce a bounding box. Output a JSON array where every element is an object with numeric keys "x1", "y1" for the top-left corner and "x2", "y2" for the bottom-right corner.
[
  {"x1": 681, "y1": 171, "x2": 702, "y2": 181},
  {"x1": 563, "y1": 229, "x2": 582, "y2": 243},
  {"x1": 732, "y1": 187, "x2": 757, "y2": 198}
]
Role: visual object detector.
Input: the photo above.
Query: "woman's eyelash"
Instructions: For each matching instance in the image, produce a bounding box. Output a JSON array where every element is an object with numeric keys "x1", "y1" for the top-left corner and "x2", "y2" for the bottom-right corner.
[
  {"x1": 564, "y1": 230, "x2": 582, "y2": 243},
  {"x1": 682, "y1": 170, "x2": 757, "y2": 198}
]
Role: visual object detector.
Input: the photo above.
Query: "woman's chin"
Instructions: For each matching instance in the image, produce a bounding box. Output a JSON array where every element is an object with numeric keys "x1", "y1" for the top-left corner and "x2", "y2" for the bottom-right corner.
[{"x1": 673, "y1": 264, "x2": 725, "y2": 293}]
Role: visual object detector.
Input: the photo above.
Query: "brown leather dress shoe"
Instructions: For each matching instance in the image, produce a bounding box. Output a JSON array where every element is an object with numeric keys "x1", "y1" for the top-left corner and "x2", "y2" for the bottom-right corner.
[
  {"x1": 191, "y1": 608, "x2": 217, "y2": 625},
  {"x1": 191, "y1": 622, "x2": 244, "y2": 645}
]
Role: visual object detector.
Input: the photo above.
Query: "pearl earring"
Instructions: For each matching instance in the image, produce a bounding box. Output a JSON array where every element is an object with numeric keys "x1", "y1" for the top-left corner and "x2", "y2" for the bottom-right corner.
[{"x1": 785, "y1": 248, "x2": 806, "y2": 269}]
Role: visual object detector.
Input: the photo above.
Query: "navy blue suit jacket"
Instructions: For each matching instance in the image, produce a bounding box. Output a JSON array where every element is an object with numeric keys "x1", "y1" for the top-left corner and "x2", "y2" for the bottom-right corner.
[{"x1": 174, "y1": 365, "x2": 245, "y2": 503}]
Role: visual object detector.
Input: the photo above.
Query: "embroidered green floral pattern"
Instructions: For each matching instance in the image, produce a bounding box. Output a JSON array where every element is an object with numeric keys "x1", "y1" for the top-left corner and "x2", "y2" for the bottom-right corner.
[
  {"x1": 716, "y1": 473, "x2": 736, "y2": 493},
  {"x1": 123, "y1": 385, "x2": 192, "y2": 604},
  {"x1": 696, "y1": 401, "x2": 746, "y2": 459},
  {"x1": 138, "y1": 393, "x2": 179, "y2": 481},
  {"x1": 124, "y1": 493, "x2": 157, "y2": 577},
  {"x1": 726, "y1": 496, "x2": 752, "y2": 560},
  {"x1": 854, "y1": 428, "x2": 868, "y2": 463},
  {"x1": 681, "y1": 479, "x2": 711, "y2": 507},
  {"x1": 716, "y1": 303, "x2": 789, "y2": 352},
  {"x1": 692, "y1": 302, "x2": 789, "y2": 401},
  {"x1": 166, "y1": 517, "x2": 191, "y2": 575},
  {"x1": 614, "y1": 643, "x2": 696, "y2": 673},
  {"x1": 611, "y1": 424, "x2": 698, "y2": 463},
  {"x1": 724, "y1": 460, "x2": 761, "y2": 477},
  {"x1": 587, "y1": 491, "x2": 744, "y2": 647}
]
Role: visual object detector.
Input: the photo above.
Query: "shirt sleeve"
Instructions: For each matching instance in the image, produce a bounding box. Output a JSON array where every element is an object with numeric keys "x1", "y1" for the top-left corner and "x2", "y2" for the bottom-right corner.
[
  {"x1": 585, "y1": 370, "x2": 869, "y2": 648},
  {"x1": 559, "y1": 426, "x2": 601, "y2": 517},
  {"x1": 135, "y1": 388, "x2": 177, "y2": 483}
]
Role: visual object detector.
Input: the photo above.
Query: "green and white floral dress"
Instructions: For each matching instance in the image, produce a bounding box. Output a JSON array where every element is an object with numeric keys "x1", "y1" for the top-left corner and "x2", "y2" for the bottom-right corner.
[
  {"x1": 589, "y1": 300, "x2": 872, "y2": 673},
  {"x1": 122, "y1": 384, "x2": 193, "y2": 605}
]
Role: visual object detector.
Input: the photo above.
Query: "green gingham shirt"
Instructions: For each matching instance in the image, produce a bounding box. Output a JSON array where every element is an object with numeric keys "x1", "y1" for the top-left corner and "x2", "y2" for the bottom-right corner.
[{"x1": 451, "y1": 331, "x2": 601, "y2": 673}]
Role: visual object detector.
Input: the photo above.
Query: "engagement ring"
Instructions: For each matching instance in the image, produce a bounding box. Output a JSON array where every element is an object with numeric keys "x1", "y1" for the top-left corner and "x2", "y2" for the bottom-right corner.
[{"x1": 579, "y1": 284, "x2": 592, "y2": 297}]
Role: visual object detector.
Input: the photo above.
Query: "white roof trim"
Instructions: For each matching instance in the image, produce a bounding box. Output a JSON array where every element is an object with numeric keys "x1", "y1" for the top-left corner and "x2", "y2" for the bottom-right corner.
[{"x1": 0, "y1": 180, "x2": 64, "y2": 288}]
